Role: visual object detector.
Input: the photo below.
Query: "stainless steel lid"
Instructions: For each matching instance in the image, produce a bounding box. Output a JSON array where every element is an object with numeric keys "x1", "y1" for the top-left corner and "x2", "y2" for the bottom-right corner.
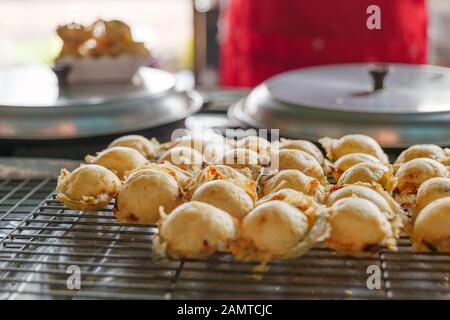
[
  {"x1": 229, "y1": 63, "x2": 450, "y2": 147},
  {"x1": 0, "y1": 65, "x2": 202, "y2": 140}
]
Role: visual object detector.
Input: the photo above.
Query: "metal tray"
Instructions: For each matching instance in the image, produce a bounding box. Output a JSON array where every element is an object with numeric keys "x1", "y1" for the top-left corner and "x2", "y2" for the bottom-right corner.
[{"x1": 0, "y1": 158, "x2": 449, "y2": 300}]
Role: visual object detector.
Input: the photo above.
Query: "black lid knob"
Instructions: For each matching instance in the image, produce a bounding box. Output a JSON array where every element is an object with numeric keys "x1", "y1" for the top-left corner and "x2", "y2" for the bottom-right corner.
[
  {"x1": 368, "y1": 64, "x2": 390, "y2": 91},
  {"x1": 52, "y1": 64, "x2": 72, "y2": 87}
]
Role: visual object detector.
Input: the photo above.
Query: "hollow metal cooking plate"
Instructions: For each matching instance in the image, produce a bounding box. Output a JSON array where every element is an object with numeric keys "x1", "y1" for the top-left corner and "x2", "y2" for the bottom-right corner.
[
  {"x1": 0, "y1": 65, "x2": 202, "y2": 140},
  {"x1": 229, "y1": 63, "x2": 450, "y2": 147}
]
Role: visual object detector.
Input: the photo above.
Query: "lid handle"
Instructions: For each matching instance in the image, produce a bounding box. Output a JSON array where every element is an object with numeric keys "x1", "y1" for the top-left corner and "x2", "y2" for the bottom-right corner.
[
  {"x1": 368, "y1": 64, "x2": 390, "y2": 91},
  {"x1": 51, "y1": 64, "x2": 72, "y2": 87}
]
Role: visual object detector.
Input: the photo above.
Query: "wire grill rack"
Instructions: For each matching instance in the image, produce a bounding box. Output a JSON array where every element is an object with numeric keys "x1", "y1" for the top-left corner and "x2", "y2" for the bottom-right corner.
[{"x1": 0, "y1": 178, "x2": 449, "y2": 300}]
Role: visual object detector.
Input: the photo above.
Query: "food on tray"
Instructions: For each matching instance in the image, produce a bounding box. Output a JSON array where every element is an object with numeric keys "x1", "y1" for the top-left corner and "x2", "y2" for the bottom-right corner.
[
  {"x1": 327, "y1": 183, "x2": 404, "y2": 237},
  {"x1": 128, "y1": 162, "x2": 192, "y2": 188},
  {"x1": 124, "y1": 41, "x2": 151, "y2": 57},
  {"x1": 259, "y1": 169, "x2": 324, "y2": 201},
  {"x1": 191, "y1": 180, "x2": 254, "y2": 219},
  {"x1": 235, "y1": 136, "x2": 271, "y2": 154},
  {"x1": 319, "y1": 134, "x2": 388, "y2": 162},
  {"x1": 415, "y1": 178, "x2": 450, "y2": 219},
  {"x1": 234, "y1": 196, "x2": 329, "y2": 261},
  {"x1": 170, "y1": 134, "x2": 231, "y2": 154},
  {"x1": 56, "y1": 164, "x2": 121, "y2": 211},
  {"x1": 108, "y1": 135, "x2": 159, "y2": 159},
  {"x1": 331, "y1": 153, "x2": 380, "y2": 181},
  {"x1": 275, "y1": 138, "x2": 325, "y2": 165},
  {"x1": 412, "y1": 197, "x2": 450, "y2": 253},
  {"x1": 443, "y1": 149, "x2": 450, "y2": 166},
  {"x1": 325, "y1": 198, "x2": 396, "y2": 256},
  {"x1": 55, "y1": 19, "x2": 150, "y2": 83},
  {"x1": 56, "y1": 23, "x2": 91, "y2": 58},
  {"x1": 168, "y1": 135, "x2": 228, "y2": 153},
  {"x1": 185, "y1": 165, "x2": 257, "y2": 201},
  {"x1": 274, "y1": 149, "x2": 327, "y2": 185},
  {"x1": 201, "y1": 143, "x2": 231, "y2": 164},
  {"x1": 158, "y1": 146, "x2": 204, "y2": 171},
  {"x1": 256, "y1": 189, "x2": 306, "y2": 206},
  {"x1": 394, "y1": 158, "x2": 448, "y2": 195},
  {"x1": 56, "y1": 19, "x2": 149, "y2": 59},
  {"x1": 168, "y1": 136, "x2": 231, "y2": 163},
  {"x1": 55, "y1": 132, "x2": 450, "y2": 261},
  {"x1": 94, "y1": 20, "x2": 133, "y2": 55},
  {"x1": 214, "y1": 148, "x2": 260, "y2": 169},
  {"x1": 153, "y1": 201, "x2": 237, "y2": 259},
  {"x1": 241, "y1": 200, "x2": 310, "y2": 259},
  {"x1": 394, "y1": 144, "x2": 447, "y2": 171},
  {"x1": 328, "y1": 185, "x2": 390, "y2": 216},
  {"x1": 85, "y1": 146, "x2": 147, "y2": 180},
  {"x1": 113, "y1": 169, "x2": 184, "y2": 224},
  {"x1": 337, "y1": 162, "x2": 397, "y2": 194}
]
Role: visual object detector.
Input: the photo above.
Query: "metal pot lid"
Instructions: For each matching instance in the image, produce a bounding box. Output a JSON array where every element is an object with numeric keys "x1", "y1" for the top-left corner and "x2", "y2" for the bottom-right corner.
[
  {"x1": 267, "y1": 63, "x2": 450, "y2": 114},
  {"x1": 0, "y1": 65, "x2": 175, "y2": 109},
  {"x1": 229, "y1": 63, "x2": 450, "y2": 148},
  {"x1": 0, "y1": 65, "x2": 203, "y2": 140}
]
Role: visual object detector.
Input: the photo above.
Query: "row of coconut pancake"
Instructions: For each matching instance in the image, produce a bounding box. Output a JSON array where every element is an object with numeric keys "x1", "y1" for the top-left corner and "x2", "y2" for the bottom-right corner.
[{"x1": 56, "y1": 133, "x2": 450, "y2": 261}]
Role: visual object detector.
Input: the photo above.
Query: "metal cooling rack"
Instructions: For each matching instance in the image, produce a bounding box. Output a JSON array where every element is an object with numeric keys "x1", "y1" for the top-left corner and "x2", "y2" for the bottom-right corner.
[{"x1": 0, "y1": 178, "x2": 449, "y2": 300}]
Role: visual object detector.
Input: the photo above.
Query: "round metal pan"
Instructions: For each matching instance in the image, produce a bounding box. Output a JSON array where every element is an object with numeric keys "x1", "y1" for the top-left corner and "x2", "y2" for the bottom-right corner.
[
  {"x1": 0, "y1": 90, "x2": 202, "y2": 140},
  {"x1": 229, "y1": 63, "x2": 450, "y2": 148},
  {"x1": 0, "y1": 66, "x2": 203, "y2": 140}
]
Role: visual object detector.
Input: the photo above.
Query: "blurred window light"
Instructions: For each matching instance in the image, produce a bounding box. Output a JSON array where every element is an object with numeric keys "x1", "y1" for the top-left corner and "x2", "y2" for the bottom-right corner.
[{"x1": 0, "y1": 0, "x2": 194, "y2": 71}]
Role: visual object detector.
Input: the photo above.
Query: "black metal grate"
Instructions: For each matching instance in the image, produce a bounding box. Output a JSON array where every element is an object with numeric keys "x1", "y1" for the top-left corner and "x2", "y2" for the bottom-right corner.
[
  {"x1": 0, "y1": 179, "x2": 449, "y2": 299},
  {"x1": 0, "y1": 179, "x2": 54, "y2": 241}
]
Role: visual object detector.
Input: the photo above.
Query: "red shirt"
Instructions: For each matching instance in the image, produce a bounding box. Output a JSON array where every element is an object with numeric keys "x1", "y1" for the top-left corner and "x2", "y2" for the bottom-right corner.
[{"x1": 220, "y1": 0, "x2": 428, "y2": 87}]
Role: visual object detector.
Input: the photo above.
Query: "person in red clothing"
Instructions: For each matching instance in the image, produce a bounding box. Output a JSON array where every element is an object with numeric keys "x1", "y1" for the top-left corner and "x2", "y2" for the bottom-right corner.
[{"x1": 219, "y1": 0, "x2": 428, "y2": 87}]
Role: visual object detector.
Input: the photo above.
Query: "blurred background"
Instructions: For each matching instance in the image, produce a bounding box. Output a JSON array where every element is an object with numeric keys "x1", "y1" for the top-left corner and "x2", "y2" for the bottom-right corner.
[
  {"x1": 0, "y1": 0, "x2": 193, "y2": 72},
  {"x1": 1, "y1": 0, "x2": 449, "y2": 87},
  {"x1": 1, "y1": 0, "x2": 450, "y2": 155}
]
